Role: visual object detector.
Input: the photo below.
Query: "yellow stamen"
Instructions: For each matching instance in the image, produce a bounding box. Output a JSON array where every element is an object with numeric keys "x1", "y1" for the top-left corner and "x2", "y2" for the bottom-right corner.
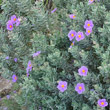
[
  {"x1": 29, "y1": 64, "x2": 31, "y2": 67},
  {"x1": 14, "y1": 18, "x2": 16, "y2": 21},
  {"x1": 9, "y1": 25, "x2": 12, "y2": 28},
  {"x1": 15, "y1": 77, "x2": 17, "y2": 80},
  {"x1": 73, "y1": 15, "x2": 75, "y2": 18},
  {"x1": 101, "y1": 102, "x2": 104, "y2": 105},
  {"x1": 61, "y1": 85, "x2": 64, "y2": 88},
  {"x1": 71, "y1": 34, "x2": 74, "y2": 37},
  {"x1": 88, "y1": 30, "x2": 90, "y2": 33},
  {"x1": 82, "y1": 70, "x2": 85, "y2": 73},
  {"x1": 87, "y1": 24, "x2": 90, "y2": 26},
  {"x1": 78, "y1": 35, "x2": 81, "y2": 38},
  {"x1": 79, "y1": 86, "x2": 82, "y2": 90}
]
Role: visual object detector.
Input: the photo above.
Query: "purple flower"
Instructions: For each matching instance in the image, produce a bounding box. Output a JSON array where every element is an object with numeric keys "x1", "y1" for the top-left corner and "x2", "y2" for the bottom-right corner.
[
  {"x1": 26, "y1": 73, "x2": 29, "y2": 77},
  {"x1": 12, "y1": 74, "x2": 17, "y2": 82},
  {"x1": 51, "y1": 8, "x2": 57, "y2": 13},
  {"x1": 88, "y1": 0, "x2": 95, "y2": 5},
  {"x1": 85, "y1": 27, "x2": 92, "y2": 36},
  {"x1": 27, "y1": 60, "x2": 32, "y2": 71},
  {"x1": 84, "y1": 20, "x2": 94, "y2": 29},
  {"x1": 39, "y1": 107, "x2": 42, "y2": 110},
  {"x1": 13, "y1": 91, "x2": 16, "y2": 93},
  {"x1": 6, "y1": 95, "x2": 10, "y2": 99},
  {"x1": 4, "y1": 107, "x2": 8, "y2": 110},
  {"x1": 69, "y1": 14, "x2": 76, "y2": 19},
  {"x1": 33, "y1": 51, "x2": 41, "y2": 57},
  {"x1": 76, "y1": 31, "x2": 85, "y2": 41},
  {"x1": 68, "y1": 30, "x2": 76, "y2": 41},
  {"x1": 26, "y1": 60, "x2": 32, "y2": 75},
  {"x1": 90, "y1": 89, "x2": 94, "y2": 91},
  {"x1": 7, "y1": 20, "x2": 13, "y2": 31},
  {"x1": 26, "y1": 67, "x2": 29, "y2": 74},
  {"x1": 69, "y1": 41, "x2": 75, "y2": 48},
  {"x1": 57, "y1": 81, "x2": 67, "y2": 92},
  {"x1": 5, "y1": 56, "x2": 9, "y2": 59},
  {"x1": 78, "y1": 66, "x2": 88, "y2": 76},
  {"x1": 11, "y1": 15, "x2": 17, "y2": 24},
  {"x1": 98, "y1": 99, "x2": 108, "y2": 107},
  {"x1": 75, "y1": 83, "x2": 85, "y2": 94},
  {"x1": 14, "y1": 58, "x2": 18, "y2": 62},
  {"x1": 16, "y1": 18, "x2": 20, "y2": 26}
]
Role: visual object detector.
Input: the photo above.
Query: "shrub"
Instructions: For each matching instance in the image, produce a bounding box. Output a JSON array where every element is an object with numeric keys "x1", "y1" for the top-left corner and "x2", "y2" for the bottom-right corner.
[{"x1": 0, "y1": 0, "x2": 110, "y2": 110}]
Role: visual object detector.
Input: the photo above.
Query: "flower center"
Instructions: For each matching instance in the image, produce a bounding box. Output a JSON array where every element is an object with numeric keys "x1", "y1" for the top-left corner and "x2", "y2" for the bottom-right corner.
[
  {"x1": 78, "y1": 35, "x2": 81, "y2": 38},
  {"x1": 15, "y1": 77, "x2": 17, "y2": 80},
  {"x1": 71, "y1": 34, "x2": 74, "y2": 37},
  {"x1": 73, "y1": 15, "x2": 75, "y2": 18},
  {"x1": 61, "y1": 85, "x2": 64, "y2": 88},
  {"x1": 79, "y1": 86, "x2": 82, "y2": 90},
  {"x1": 29, "y1": 64, "x2": 31, "y2": 67},
  {"x1": 14, "y1": 18, "x2": 16, "y2": 21},
  {"x1": 9, "y1": 25, "x2": 12, "y2": 28},
  {"x1": 82, "y1": 70, "x2": 85, "y2": 73},
  {"x1": 87, "y1": 23, "x2": 90, "y2": 26},
  {"x1": 91, "y1": 0, "x2": 93, "y2": 1},
  {"x1": 88, "y1": 30, "x2": 90, "y2": 33},
  {"x1": 101, "y1": 102, "x2": 104, "y2": 105}
]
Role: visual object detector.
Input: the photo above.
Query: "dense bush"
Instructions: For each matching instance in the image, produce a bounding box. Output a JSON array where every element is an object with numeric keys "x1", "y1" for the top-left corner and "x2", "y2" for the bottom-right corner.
[{"x1": 0, "y1": 0, "x2": 110, "y2": 110}]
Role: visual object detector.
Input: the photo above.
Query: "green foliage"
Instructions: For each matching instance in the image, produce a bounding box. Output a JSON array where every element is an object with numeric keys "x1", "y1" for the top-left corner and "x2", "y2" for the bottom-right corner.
[
  {"x1": 1, "y1": 98, "x2": 21, "y2": 110},
  {"x1": 0, "y1": 0, "x2": 110, "y2": 110}
]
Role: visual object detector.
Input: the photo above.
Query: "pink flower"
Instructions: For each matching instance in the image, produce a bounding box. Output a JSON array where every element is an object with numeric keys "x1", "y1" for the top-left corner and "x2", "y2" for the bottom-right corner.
[
  {"x1": 14, "y1": 58, "x2": 18, "y2": 62},
  {"x1": 76, "y1": 31, "x2": 85, "y2": 41},
  {"x1": 11, "y1": 15, "x2": 17, "y2": 24},
  {"x1": 51, "y1": 8, "x2": 57, "y2": 13},
  {"x1": 69, "y1": 41, "x2": 75, "y2": 48},
  {"x1": 84, "y1": 20, "x2": 94, "y2": 29},
  {"x1": 88, "y1": 0, "x2": 95, "y2": 5},
  {"x1": 75, "y1": 83, "x2": 85, "y2": 94},
  {"x1": 57, "y1": 81, "x2": 67, "y2": 92},
  {"x1": 98, "y1": 99, "x2": 108, "y2": 107},
  {"x1": 68, "y1": 30, "x2": 77, "y2": 41},
  {"x1": 6, "y1": 20, "x2": 13, "y2": 31},
  {"x1": 12, "y1": 74, "x2": 17, "y2": 82},
  {"x1": 69, "y1": 14, "x2": 76, "y2": 19},
  {"x1": 33, "y1": 51, "x2": 41, "y2": 57},
  {"x1": 78, "y1": 66, "x2": 88, "y2": 76},
  {"x1": 85, "y1": 27, "x2": 92, "y2": 36},
  {"x1": 15, "y1": 18, "x2": 21, "y2": 26}
]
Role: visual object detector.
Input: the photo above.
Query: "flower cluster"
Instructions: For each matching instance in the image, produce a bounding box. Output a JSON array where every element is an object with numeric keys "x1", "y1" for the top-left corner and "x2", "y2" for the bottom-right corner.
[
  {"x1": 84, "y1": 20, "x2": 94, "y2": 36},
  {"x1": 6, "y1": 15, "x2": 20, "y2": 31},
  {"x1": 57, "y1": 66, "x2": 87, "y2": 93},
  {"x1": 68, "y1": 30, "x2": 85, "y2": 43},
  {"x1": 68, "y1": 13, "x2": 94, "y2": 48},
  {"x1": 57, "y1": 65, "x2": 108, "y2": 108}
]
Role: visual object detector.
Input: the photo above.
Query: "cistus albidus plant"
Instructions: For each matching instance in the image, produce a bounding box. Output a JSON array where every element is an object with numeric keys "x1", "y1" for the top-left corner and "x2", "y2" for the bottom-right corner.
[{"x1": 0, "y1": 0, "x2": 110, "y2": 110}]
